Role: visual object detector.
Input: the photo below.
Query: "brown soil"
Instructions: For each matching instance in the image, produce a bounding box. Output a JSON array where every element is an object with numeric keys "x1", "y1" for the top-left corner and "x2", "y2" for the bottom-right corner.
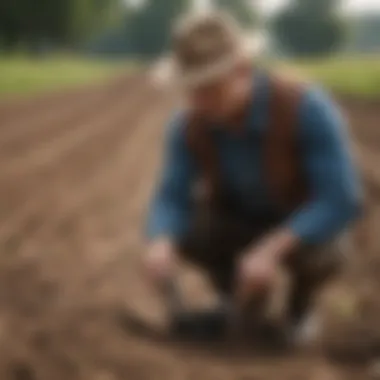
[{"x1": 0, "y1": 73, "x2": 379, "y2": 380}]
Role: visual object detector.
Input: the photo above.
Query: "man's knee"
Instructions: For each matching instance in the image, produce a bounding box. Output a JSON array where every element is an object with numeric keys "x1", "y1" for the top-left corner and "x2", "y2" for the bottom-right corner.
[{"x1": 287, "y1": 234, "x2": 348, "y2": 282}]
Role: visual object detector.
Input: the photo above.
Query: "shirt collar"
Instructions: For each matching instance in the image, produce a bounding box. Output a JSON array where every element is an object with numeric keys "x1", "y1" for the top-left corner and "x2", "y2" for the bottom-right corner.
[
  {"x1": 247, "y1": 69, "x2": 270, "y2": 132},
  {"x1": 209, "y1": 69, "x2": 269, "y2": 134},
  {"x1": 226, "y1": 69, "x2": 270, "y2": 134}
]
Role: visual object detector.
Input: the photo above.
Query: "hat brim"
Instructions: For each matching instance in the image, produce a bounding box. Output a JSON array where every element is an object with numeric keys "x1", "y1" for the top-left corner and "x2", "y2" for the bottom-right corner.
[{"x1": 150, "y1": 35, "x2": 263, "y2": 89}]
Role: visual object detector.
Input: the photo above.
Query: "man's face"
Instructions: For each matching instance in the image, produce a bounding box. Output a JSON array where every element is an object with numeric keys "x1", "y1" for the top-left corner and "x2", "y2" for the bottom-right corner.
[{"x1": 185, "y1": 64, "x2": 251, "y2": 123}]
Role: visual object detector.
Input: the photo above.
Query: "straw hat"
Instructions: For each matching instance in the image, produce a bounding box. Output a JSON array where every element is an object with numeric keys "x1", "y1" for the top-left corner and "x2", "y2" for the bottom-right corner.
[{"x1": 151, "y1": 10, "x2": 263, "y2": 89}]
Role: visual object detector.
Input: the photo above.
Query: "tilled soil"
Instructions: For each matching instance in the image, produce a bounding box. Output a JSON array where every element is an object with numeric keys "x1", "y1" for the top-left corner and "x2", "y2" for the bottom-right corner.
[{"x1": 0, "y1": 73, "x2": 379, "y2": 380}]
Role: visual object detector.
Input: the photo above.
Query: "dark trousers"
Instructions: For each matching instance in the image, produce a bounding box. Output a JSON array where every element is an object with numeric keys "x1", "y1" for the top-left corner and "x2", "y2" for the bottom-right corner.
[{"x1": 177, "y1": 202, "x2": 344, "y2": 326}]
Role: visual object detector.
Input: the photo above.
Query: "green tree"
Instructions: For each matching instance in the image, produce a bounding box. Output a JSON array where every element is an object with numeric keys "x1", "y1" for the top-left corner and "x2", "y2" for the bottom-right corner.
[
  {"x1": 271, "y1": 0, "x2": 345, "y2": 58},
  {"x1": 86, "y1": 1, "x2": 135, "y2": 56},
  {"x1": 0, "y1": 0, "x2": 125, "y2": 51},
  {"x1": 215, "y1": 0, "x2": 257, "y2": 28},
  {"x1": 128, "y1": 0, "x2": 190, "y2": 58},
  {"x1": 348, "y1": 14, "x2": 380, "y2": 53},
  {"x1": 68, "y1": 0, "x2": 125, "y2": 46},
  {"x1": 0, "y1": 0, "x2": 68, "y2": 50}
]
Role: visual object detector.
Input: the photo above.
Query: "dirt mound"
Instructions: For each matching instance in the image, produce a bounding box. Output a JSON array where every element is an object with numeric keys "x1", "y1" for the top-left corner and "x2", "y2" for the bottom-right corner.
[{"x1": 0, "y1": 75, "x2": 379, "y2": 379}]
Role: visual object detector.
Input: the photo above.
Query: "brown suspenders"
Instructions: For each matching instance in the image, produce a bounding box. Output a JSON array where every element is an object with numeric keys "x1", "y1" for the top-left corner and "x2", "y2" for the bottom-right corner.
[
  {"x1": 184, "y1": 73, "x2": 368, "y2": 251},
  {"x1": 185, "y1": 74, "x2": 308, "y2": 211}
]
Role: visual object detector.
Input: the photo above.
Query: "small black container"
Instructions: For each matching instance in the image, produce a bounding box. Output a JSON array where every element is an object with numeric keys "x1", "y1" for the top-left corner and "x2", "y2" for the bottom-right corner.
[{"x1": 169, "y1": 308, "x2": 231, "y2": 342}]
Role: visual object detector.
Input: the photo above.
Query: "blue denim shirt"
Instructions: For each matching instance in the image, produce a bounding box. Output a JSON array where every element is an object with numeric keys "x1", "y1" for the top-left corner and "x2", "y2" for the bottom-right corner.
[{"x1": 146, "y1": 73, "x2": 362, "y2": 245}]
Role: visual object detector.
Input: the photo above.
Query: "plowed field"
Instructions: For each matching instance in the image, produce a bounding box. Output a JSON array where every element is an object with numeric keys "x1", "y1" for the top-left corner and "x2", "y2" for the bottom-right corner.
[{"x1": 0, "y1": 72, "x2": 379, "y2": 380}]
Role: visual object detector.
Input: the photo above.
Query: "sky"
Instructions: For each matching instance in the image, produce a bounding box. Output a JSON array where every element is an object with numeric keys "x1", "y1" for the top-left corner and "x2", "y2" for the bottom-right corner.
[
  {"x1": 256, "y1": 0, "x2": 380, "y2": 15},
  {"x1": 127, "y1": 0, "x2": 380, "y2": 15}
]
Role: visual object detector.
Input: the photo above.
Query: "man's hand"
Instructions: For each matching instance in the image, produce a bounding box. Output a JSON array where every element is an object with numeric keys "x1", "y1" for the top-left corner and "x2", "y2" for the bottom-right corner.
[
  {"x1": 236, "y1": 229, "x2": 298, "y2": 304},
  {"x1": 143, "y1": 238, "x2": 177, "y2": 285},
  {"x1": 237, "y1": 248, "x2": 279, "y2": 304}
]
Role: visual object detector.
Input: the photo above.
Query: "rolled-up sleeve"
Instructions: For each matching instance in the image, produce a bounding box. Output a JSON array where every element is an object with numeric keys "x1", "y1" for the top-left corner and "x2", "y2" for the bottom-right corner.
[
  {"x1": 145, "y1": 112, "x2": 196, "y2": 241},
  {"x1": 286, "y1": 86, "x2": 363, "y2": 244}
]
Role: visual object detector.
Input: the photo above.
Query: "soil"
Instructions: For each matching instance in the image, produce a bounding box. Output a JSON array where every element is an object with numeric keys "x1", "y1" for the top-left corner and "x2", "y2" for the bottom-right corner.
[{"x1": 0, "y1": 72, "x2": 379, "y2": 380}]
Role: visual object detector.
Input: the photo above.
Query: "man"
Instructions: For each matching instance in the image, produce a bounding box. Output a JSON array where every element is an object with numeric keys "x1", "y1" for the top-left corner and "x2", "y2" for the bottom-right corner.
[{"x1": 143, "y1": 11, "x2": 362, "y2": 346}]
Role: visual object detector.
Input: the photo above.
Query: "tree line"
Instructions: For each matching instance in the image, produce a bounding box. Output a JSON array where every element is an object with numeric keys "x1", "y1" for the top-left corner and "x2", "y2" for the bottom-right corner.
[
  {"x1": 0, "y1": 0, "x2": 377, "y2": 58},
  {"x1": 0, "y1": 0, "x2": 124, "y2": 51}
]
